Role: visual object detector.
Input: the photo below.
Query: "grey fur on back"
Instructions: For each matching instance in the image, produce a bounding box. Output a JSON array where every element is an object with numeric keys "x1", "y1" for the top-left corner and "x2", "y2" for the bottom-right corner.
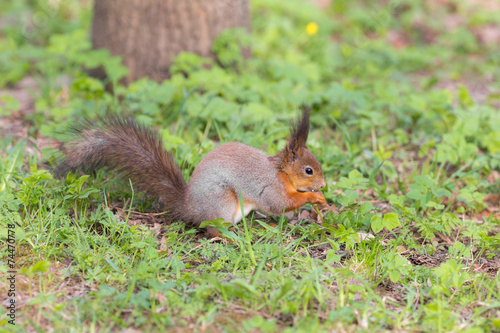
[{"x1": 184, "y1": 142, "x2": 286, "y2": 223}]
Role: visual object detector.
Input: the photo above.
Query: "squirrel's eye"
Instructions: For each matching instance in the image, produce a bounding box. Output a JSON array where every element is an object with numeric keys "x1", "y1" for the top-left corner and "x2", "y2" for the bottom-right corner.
[{"x1": 305, "y1": 167, "x2": 313, "y2": 175}]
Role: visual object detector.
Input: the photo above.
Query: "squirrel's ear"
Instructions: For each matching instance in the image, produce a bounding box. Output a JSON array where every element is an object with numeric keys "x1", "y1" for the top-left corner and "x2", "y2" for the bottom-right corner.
[{"x1": 285, "y1": 108, "x2": 310, "y2": 157}]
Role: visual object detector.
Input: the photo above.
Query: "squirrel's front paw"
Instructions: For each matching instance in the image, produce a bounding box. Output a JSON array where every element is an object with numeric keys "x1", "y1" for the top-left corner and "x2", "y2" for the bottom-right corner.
[{"x1": 310, "y1": 192, "x2": 326, "y2": 205}]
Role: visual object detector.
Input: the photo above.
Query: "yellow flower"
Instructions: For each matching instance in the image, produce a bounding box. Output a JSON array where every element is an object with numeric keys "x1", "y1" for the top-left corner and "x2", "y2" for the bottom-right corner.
[{"x1": 306, "y1": 22, "x2": 318, "y2": 36}]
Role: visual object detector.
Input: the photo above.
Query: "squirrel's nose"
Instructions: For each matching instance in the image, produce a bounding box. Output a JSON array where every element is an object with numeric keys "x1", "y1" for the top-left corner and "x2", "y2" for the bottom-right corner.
[{"x1": 320, "y1": 179, "x2": 326, "y2": 189}]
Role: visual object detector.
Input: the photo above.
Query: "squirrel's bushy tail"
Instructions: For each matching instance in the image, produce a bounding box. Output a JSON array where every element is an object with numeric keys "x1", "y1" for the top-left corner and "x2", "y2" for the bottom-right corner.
[{"x1": 56, "y1": 115, "x2": 187, "y2": 218}]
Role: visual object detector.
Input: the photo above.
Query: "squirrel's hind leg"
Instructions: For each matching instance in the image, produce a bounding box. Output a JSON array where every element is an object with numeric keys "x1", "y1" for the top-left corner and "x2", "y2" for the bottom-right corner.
[
  {"x1": 206, "y1": 227, "x2": 223, "y2": 238},
  {"x1": 202, "y1": 192, "x2": 256, "y2": 242},
  {"x1": 202, "y1": 190, "x2": 240, "y2": 240},
  {"x1": 191, "y1": 187, "x2": 238, "y2": 224},
  {"x1": 232, "y1": 200, "x2": 256, "y2": 224}
]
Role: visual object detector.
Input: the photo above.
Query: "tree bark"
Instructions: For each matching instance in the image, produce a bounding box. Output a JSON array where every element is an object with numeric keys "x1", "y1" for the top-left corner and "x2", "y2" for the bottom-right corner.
[{"x1": 91, "y1": 0, "x2": 250, "y2": 84}]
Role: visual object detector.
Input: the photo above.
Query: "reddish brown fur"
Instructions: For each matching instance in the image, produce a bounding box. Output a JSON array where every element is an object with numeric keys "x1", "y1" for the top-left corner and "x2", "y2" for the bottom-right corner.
[
  {"x1": 276, "y1": 172, "x2": 326, "y2": 211},
  {"x1": 270, "y1": 110, "x2": 326, "y2": 193}
]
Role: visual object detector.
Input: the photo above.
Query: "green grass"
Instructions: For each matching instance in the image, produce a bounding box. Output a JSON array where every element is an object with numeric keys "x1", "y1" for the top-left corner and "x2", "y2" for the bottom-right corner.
[{"x1": 1, "y1": 0, "x2": 499, "y2": 331}]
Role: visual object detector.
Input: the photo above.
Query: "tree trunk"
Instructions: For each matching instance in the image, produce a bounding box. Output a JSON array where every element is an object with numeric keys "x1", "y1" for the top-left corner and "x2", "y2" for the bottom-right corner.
[{"x1": 91, "y1": 0, "x2": 251, "y2": 84}]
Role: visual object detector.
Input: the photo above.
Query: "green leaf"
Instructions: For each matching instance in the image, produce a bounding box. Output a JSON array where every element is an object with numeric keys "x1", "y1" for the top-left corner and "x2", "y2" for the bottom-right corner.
[
  {"x1": 358, "y1": 202, "x2": 373, "y2": 215},
  {"x1": 337, "y1": 189, "x2": 358, "y2": 207},
  {"x1": 326, "y1": 249, "x2": 341, "y2": 263},
  {"x1": 406, "y1": 184, "x2": 426, "y2": 200},
  {"x1": 20, "y1": 261, "x2": 52, "y2": 277},
  {"x1": 77, "y1": 188, "x2": 100, "y2": 199},
  {"x1": 383, "y1": 213, "x2": 401, "y2": 230},
  {"x1": 170, "y1": 257, "x2": 186, "y2": 271},
  {"x1": 150, "y1": 83, "x2": 175, "y2": 104},
  {"x1": 199, "y1": 218, "x2": 226, "y2": 228},
  {"x1": 31, "y1": 261, "x2": 52, "y2": 273},
  {"x1": 336, "y1": 177, "x2": 352, "y2": 189},
  {"x1": 348, "y1": 169, "x2": 368, "y2": 188},
  {"x1": 130, "y1": 242, "x2": 150, "y2": 249},
  {"x1": 103, "y1": 56, "x2": 129, "y2": 82},
  {"x1": 415, "y1": 176, "x2": 433, "y2": 188},
  {"x1": 457, "y1": 84, "x2": 474, "y2": 108},
  {"x1": 0, "y1": 192, "x2": 21, "y2": 210},
  {"x1": 388, "y1": 270, "x2": 401, "y2": 283},
  {"x1": 348, "y1": 169, "x2": 363, "y2": 180},
  {"x1": 370, "y1": 215, "x2": 383, "y2": 233},
  {"x1": 170, "y1": 52, "x2": 212, "y2": 74},
  {"x1": 326, "y1": 239, "x2": 340, "y2": 251},
  {"x1": 425, "y1": 201, "x2": 445, "y2": 210}
]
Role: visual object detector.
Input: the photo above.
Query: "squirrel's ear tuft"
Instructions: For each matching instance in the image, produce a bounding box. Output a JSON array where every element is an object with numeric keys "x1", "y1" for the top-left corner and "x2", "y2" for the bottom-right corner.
[{"x1": 286, "y1": 108, "x2": 310, "y2": 155}]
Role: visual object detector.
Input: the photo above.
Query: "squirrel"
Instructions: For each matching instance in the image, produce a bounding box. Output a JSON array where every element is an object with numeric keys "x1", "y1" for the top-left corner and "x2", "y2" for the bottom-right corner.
[{"x1": 55, "y1": 110, "x2": 327, "y2": 237}]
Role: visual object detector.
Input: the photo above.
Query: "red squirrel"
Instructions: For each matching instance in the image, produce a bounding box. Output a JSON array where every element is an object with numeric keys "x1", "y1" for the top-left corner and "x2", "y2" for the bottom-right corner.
[{"x1": 56, "y1": 110, "x2": 327, "y2": 236}]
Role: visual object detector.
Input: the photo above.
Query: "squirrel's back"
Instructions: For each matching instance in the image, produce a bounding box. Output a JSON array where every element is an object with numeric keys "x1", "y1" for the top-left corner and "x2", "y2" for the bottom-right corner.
[{"x1": 184, "y1": 142, "x2": 285, "y2": 224}]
